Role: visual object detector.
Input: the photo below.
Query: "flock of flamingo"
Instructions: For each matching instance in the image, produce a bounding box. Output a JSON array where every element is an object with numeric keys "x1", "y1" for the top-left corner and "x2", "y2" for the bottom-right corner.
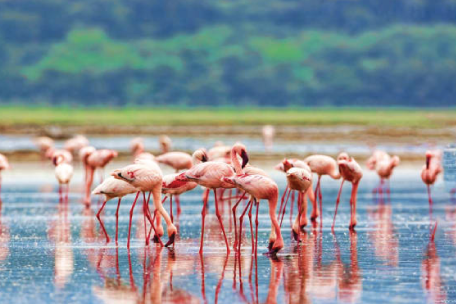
[{"x1": 0, "y1": 128, "x2": 444, "y2": 257}]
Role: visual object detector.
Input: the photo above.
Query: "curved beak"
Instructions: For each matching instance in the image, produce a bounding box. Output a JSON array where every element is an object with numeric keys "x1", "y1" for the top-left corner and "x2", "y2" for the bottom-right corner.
[{"x1": 426, "y1": 155, "x2": 430, "y2": 169}]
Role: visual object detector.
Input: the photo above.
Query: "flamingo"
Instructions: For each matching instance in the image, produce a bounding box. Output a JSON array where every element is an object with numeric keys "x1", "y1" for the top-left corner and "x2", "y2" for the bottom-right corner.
[
  {"x1": 155, "y1": 151, "x2": 193, "y2": 173},
  {"x1": 367, "y1": 150, "x2": 400, "y2": 201},
  {"x1": 92, "y1": 176, "x2": 138, "y2": 244},
  {"x1": 421, "y1": 150, "x2": 442, "y2": 240},
  {"x1": 223, "y1": 143, "x2": 284, "y2": 254},
  {"x1": 0, "y1": 153, "x2": 10, "y2": 199},
  {"x1": 130, "y1": 137, "x2": 145, "y2": 158},
  {"x1": 112, "y1": 161, "x2": 176, "y2": 249},
  {"x1": 159, "y1": 149, "x2": 208, "y2": 224},
  {"x1": 64, "y1": 135, "x2": 89, "y2": 155},
  {"x1": 262, "y1": 125, "x2": 275, "y2": 152},
  {"x1": 277, "y1": 159, "x2": 313, "y2": 241},
  {"x1": 275, "y1": 159, "x2": 319, "y2": 222},
  {"x1": 304, "y1": 154, "x2": 340, "y2": 227},
  {"x1": 53, "y1": 154, "x2": 73, "y2": 204},
  {"x1": 46, "y1": 148, "x2": 73, "y2": 163},
  {"x1": 159, "y1": 135, "x2": 172, "y2": 153},
  {"x1": 176, "y1": 147, "x2": 239, "y2": 254},
  {"x1": 83, "y1": 149, "x2": 118, "y2": 205},
  {"x1": 332, "y1": 152, "x2": 363, "y2": 232},
  {"x1": 208, "y1": 143, "x2": 231, "y2": 161},
  {"x1": 34, "y1": 136, "x2": 54, "y2": 161}
]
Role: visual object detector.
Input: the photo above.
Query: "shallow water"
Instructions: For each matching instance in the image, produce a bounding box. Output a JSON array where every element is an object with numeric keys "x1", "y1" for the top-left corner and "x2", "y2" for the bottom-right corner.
[{"x1": 0, "y1": 166, "x2": 455, "y2": 303}]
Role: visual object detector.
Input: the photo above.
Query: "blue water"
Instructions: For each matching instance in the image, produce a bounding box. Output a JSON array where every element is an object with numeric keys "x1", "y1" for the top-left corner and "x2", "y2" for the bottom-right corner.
[{"x1": 0, "y1": 167, "x2": 455, "y2": 303}]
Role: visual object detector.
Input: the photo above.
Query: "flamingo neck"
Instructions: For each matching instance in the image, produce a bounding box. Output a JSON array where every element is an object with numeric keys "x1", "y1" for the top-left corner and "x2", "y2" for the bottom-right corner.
[{"x1": 231, "y1": 149, "x2": 243, "y2": 175}]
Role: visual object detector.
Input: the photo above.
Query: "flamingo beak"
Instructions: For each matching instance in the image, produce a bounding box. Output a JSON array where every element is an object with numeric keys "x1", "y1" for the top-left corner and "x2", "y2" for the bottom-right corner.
[
  {"x1": 426, "y1": 155, "x2": 430, "y2": 169},
  {"x1": 241, "y1": 150, "x2": 249, "y2": 169},
  {"x1": 202, "y1": 153, "x2": 208, "y2": 162}
]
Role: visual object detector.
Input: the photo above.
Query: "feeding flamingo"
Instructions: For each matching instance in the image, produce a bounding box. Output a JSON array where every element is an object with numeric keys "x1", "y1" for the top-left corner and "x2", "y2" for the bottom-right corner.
[
  {"x1": 53, "y1": 154, "x2": 73, "y2": 204},
  {"x1": 35, "y1": 136, "x2": 54, "y2": 161},
  {"x1": 92, "y1": 176, "x2": 138, "y2": 244},
  {"x1": 304, "y1": 154, "x2": 341, "y2": 227},
  {"x1": 421, "y1": 150, "x2": 442, "y2": 240},
  {"x1": 130, "y1": 137, "x2": 145, "y2": 158},
  {"x1": 332, "y1": 152, "x2": 363, "y2": 232},
  {"x1": 223, "y1": 143, "x2": 284, "y2": 254},
  {"x1": 367, "y1": 150, "x2": 400, "y2": 201},
  {"x1": 112, "y1": 161, "x2": 176, "y2": 249},
  {"x1": 277, "y1": 159, "x2": 313, "y2": 241},
  {"x1": 64, "y1": 135, "x2": 89, "y2": 155},
  {"x1": 159, "y1": 135, "x2": 172, "y2": 153},
  {"x1": 83, "y1": 149, "x2": 118, "y2": 205}
]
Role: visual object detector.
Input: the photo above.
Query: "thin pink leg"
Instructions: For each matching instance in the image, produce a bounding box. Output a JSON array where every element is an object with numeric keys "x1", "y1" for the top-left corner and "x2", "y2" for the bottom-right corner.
[
  {"x1": 127, "y1": 192, "x2": 140, "y2": 249},
  {"x1": 290, "y1": 191, "x2": 295, "y2": 226},
  {"x1": 332, "y1": 179, "x2": 345, "y2": 232},
  {"x1": 97, "y1": 200, "x2": 110, "y2": 243},
  {"x1": 175, "y1": 195, "x2": 181, "y2": 216},
  {"x1": 214, "y1": 189, "x2": 230, "y2": 254},
  {"x1": 280, "y1": 189, "x2": 292, "y2": 227},
  {"x1": 232, "y1": 192, "x2": 247, "y2": 250},
  {"x1": 254, "y1": 200, "x2": 259, "y2": 256},
  {"x1": 238, "y1": 198, "x2": 253, "y2": 253},
  {"x1": 248, "y1": 198, "x2": 255, "y2": 254},
  {"x1": 427, "y1": 185, "x2": 437, "y2": 240},
  {"x1": 278, "y1": 186, "x2": 289, "y2": 222},
  {"x1": 170, "y1": 195, "x2": 174, "y2": 223},
  {"x1": 115, "y1": 197, "x2": 121, "y2": 245},
  {"x1": 199, "y1": 193, "x2": 208, "y2": 255}
]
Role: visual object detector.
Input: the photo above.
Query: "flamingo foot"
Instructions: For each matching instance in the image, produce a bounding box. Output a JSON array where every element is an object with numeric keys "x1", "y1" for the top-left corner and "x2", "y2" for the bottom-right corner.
[
  {"x1": 153, "y1": 234, "x2": 161, "y2": 244},
  {"x1": 268, "y1": 241, "x2": 274, "y2": 251},
  {"x1": 349, "y1": 222, "x2": 357, "y2": 231},
  {"x1": 165, "y1": 232, "x2": 176, "y2": 247},
  {"x1": 272, "y1": 239, "x2": 284, "y2": 253},
  {"x1": 292, "y1": 229, "x2": 299, "y2": 241}
]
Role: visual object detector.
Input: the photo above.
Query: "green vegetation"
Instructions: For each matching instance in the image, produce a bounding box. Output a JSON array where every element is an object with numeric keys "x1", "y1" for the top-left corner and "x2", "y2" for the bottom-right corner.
[
  {"x1": 1, "y1": 0, "x2": 456, "y2": 107},
  {"x1": 1, "y1": 107, "x2": 455, "y2": 128}
]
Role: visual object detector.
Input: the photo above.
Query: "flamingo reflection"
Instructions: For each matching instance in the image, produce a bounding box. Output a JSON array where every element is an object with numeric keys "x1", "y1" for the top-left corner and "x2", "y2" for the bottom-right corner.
[{"x1": 421, "y1": 240, "x2": 446, "y2": 303}]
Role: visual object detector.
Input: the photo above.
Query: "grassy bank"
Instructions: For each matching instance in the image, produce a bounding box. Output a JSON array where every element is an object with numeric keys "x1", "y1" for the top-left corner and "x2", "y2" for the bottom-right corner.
[{"x1": 1, "y1": 107, "x2": 456, "y2": 128}]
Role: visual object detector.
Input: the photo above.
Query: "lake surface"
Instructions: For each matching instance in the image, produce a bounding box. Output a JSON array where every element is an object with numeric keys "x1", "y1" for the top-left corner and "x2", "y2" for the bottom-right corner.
[{"x1": 0, "y1": 164, "x2": 455, "y2": 303}]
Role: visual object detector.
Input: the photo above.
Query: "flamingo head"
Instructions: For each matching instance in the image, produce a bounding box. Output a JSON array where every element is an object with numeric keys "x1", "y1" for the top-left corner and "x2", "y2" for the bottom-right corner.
[
  {"x1": 192, "y1": 148, "x2": 208, "y2": 164},
  {"x1": 274, "y1": 162, "x2": 284, "y2": 172},
  {"x1": 231, "y1": 143, "x2": 249, "y2": 168},
  {"x1": 282, "y1": 159, "x2": 293, "y2": 172},
  {"x1": 337, "y1": 152, "x2": 350, "y2": 162},
  {"x1": 391, "y1": 155, "x2": 400, "y2": 167},
  {"x1": 425, "y1": 152, "x2": 432, "y2": 169},
  {"x1": 52, "y1": 155, "x2": 64, "y2": 166}
]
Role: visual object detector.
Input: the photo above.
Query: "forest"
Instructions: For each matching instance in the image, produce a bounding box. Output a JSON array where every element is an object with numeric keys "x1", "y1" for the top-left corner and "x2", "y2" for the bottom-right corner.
[{"x1": 1, "y1": 0, "x2": 456, "y2": 107}]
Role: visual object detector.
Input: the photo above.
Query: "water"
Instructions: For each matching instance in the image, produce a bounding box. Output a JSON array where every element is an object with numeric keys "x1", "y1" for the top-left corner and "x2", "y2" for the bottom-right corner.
[{"x1": 0, "y1": 165, "x2": 455, "y2": 303}]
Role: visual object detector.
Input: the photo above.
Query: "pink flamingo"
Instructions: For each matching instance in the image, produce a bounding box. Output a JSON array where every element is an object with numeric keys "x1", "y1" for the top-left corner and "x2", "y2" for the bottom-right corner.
[
  {"x1": 421, "y1": 150, "x2": 442, "y2": 240},
  {"x1": 275, "y1": 158, "x2": 319, "y2": 223},
  {"x1": 34, "y1": 136, "x2": 54, "y2": 161},
  {"x1": 159, "y1": 135, "x2": 172, "y2": 154},
  {"x1": 0, "y1": 153, "x2": 10, "y2": 199},
  {"x1": 83, "y1": 149, "x2": 118, "y2": 205},
  {"x1": 262, "y1": 125, "x2": 275, "y2": 153},
  {"x1": 64, "y1": 135, "x2": 89, "y2": 155},
  {"x1": 367, "y1": 150, "x2": 400, "y2": 201},
  {"x1": 112, "y1": 162, "x2": 176, "y2": 248},
  {"x1": 332, "y1": 153, "x2": 363, "y2": 232},
  {"x1": 155, "y1": 151, "x2": 193, "y2": 173},
  {"x1": 160, "y1": 149, "x2": 208, "y2": 224},
  {"x1": 130, "y1": 137, "x2": 145, "y2": 158},
  {"x1": 53, "y1": 154, "x2": 74, "y2": 204},
  {"x1": 278, "y1": 159, "x2": 313, "y2": 241},
  {"x1": 208, "y1": 143, "x2": 231, "y2": 161},
  {"x1": 223, "y1": 144, "x2": 284, "y2": 254},
  {"x1": 176, "y1": 148, "x2": 239, "y2": 254},
  {"x1": 46, "y1": 148, "x2": 73, "y2": 163},
  {"x1": 304, "y1": 154, "x2": 340, "y2": 227},
  {"x1": 92, "y1": 176, "x2": 138, "y2": 244}
]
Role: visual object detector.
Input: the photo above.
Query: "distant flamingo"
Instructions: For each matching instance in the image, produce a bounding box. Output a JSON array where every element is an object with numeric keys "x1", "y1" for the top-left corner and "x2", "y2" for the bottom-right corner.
[
  {"x1": 92, "y1": 177, "x2": 138, "y2": 244},
  {"x1": 223, "y1": 143, "x2": 284, "y2": 254},
  {"x1": 155, "y1": 151, "x2": 193, "y2": 172},
  {"x1": 304, "y1": 154, "x2": 340, "y2": 227},
  {"x1": 112, "y1": 161, "x2": 176, "y2": 248},
  {"x1": 275, "y1": 159, "x2": 319, "y2": 222},
  {"x1": 367, "y1": 150, "x2": 400, "y2": 201},
  {"x1": 262, "y1": 125, "x2": 275, "y2": 153},
  {"x1": 53, "y1": 154, "x2": 73, "y2": 204},
  {"x1": 332, "y1": 153, "x2": 363, "y2": 232},
  {"x1": 46, "y1": 148, "x2": 73, "y2": 163},
  {"x1": 208, "y1": 143, "x2": 231, "y2": 161},
  {"x1": 277, "y1": 159, "x2": 313, "y2": 241},
  {"x1": 421, "y1": 150, "x2": 442, "y2": 240},
  {"x1": 35, "y1": 136, "x2": 54, "y2": 161},
  {"x1": 176, "y1": 148, "x2": 239, "y2": 254},
  {"x1": 0, "y1": 153, "x2": 10, "y2": 199},
  {"x1": 83, "y1": 149, "x2": 118, "y2": 205},
  {"x1": 130, "y1": 137, "x2": 145, "y2": 158},
  {"x1": 159, "y1": 135, "x2": 172, "y2": 153},
  {"x1": 64, "y1": 135, "x2": 89, "y2": 155}
]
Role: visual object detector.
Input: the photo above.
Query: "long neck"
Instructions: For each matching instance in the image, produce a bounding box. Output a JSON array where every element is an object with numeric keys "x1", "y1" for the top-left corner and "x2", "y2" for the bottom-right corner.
[{"x1": 231, "y1": 150, "x2": 243, "y2": 175}]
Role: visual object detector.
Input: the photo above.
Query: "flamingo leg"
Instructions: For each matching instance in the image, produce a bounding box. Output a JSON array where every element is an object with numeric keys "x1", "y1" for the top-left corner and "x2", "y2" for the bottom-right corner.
[
  {"x1": 97, "y1": 199, "x2": 110, "y2": 243},
  {"x1": 332, "y1": 179, "x2": 345, "y2": 232},
  {"x1": 147, "y1": 196, "x2": 168, "y2": 240},
  {"x1": 255, "y1": 199, "x2": 260, "y2": 256},
  {"x1": 115, "y1": 197, "x2": 122, "y2": 245},
  {"x1": 349, "y1": 182, "x2": 359, "y2": 230},
  {"x1": 278, "y1": 186, "x2": 289, "y2": 222},
  {"x1": 279, "y1": 189, "x2": 292, "y2": 227},
  {"x1": 317, "y1": 176, "x2": 323, "y2": 228},
  {"x1": 143, "y1": 191, "x2": 163, "y2": 246},
  {"x1": 127, "y1": 192, "x2": 140, "y2": 249},
  {"x1": 175, "y1": 195, "x2": 181, "y2": 217},
  {"x1": 427, "y1": 185, "x2": 437, "y2": 240},
  {"x1": 290, "y1": 191, "x2": 295, "y2": 226},
  {"x1": 170, "y1": 195, "x2": 174, "y2": 223},
  {"x1": 309, "y1": 186, "x2": 318, "y2": 221},
  {"x1": 58, "y1": 184, "x2": 62, "y2": 204},
  {"x1": 199, "y1": 192, "x2": 208, "y2": 255},
  {"x1": 84, "y1": 166, "x2": 95, "y2": 206},
  {"x1": 248, "y1": 197, "x2": 255, "y2": 254},
  {"x1": 238, "y1": 198, "x2": 253, "y2": 253},
  {"x1": 214, "y1": 189, "x2": 230, "y2": 254},
  {"x1": 232, "y1": 191, "x2": 247, "y2": 250}
]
